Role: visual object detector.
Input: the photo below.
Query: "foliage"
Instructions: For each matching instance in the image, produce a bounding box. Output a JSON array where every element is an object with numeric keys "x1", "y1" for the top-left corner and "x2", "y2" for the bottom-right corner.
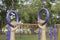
[
  {"x1": 0, "y1": 0, "x2": 19, "y2": 31},
  {"x1": 51, "y1": 3, "x2": 60, "y2": 24},
  {"x1": 2, "y1": 0, "x2": 19, "y2": 10},
  {"x1": 0, "y1": 0, "x2": 60, "y2": 30}
]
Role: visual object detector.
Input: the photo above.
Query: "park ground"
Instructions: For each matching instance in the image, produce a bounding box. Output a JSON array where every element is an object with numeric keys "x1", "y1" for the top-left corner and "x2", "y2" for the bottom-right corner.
[{"x1": 0, "y1": 34, "x2": 52, "y2": 40}]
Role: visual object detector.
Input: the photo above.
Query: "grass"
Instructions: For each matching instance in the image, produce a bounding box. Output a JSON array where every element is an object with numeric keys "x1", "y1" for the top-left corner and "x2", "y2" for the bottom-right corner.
[
  {"x1": 0, "y1": 34, "x2": 53, "y2": 40},
  {"x1": 0, "y1": 34, "x2": 59, "y2": 40},
  {"x1": 16, "y1": 35, "x2": 38, "y2": 40},
  {"x1": 0, "y1": 34, "x2": 38, "y2": 40},
  {"x1": 0, "y1": 35, "x2": 6, "y2": 40}
]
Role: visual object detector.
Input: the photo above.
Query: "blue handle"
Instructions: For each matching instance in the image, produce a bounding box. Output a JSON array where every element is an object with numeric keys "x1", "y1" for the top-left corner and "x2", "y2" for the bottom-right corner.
[
  {"x1": 6, "y1": 10, "x2": 19, "y2": 27},
  {"x1": 38, "y1": 7, "x2": 49, "y2": 25}
]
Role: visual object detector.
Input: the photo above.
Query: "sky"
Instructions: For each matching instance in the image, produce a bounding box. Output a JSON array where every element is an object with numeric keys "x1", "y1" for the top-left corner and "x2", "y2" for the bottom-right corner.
[
  {"x1": 0, "y1": 0, "x2": 2, "y2": 4},
  {"x1": 18, "y1": 0, "x2": 31, "y2": 5}
]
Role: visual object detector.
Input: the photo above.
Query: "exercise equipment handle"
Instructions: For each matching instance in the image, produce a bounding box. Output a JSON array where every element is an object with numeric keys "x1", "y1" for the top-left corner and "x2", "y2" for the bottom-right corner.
[
  {"x1": 38, "y1": 7, "x2": 50, "y2": 25},
  {"x1": 6, "y1": 10, "x2": 19, "y2": 27}
]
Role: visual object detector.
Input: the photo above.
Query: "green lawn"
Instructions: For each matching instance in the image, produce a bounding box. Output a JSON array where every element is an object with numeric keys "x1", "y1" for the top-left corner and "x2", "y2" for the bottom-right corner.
[
  {"x1": 0, "y1": 35, "x2": 6, "y2": 40},
  {"x1": 0, "y1": 34, "x2": 38, "y2": 40},
  {"x1": 0, "y1": 34, "x2": 57, "y2": 40},
  {"x1": 16, "y1": 35, "x2": 38, "y2": 40}
]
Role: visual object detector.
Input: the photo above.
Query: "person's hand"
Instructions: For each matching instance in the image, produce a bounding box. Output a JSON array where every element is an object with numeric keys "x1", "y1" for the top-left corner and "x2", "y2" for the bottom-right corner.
[
  {"x1": 38, "y1": 24, "x2": 46, "y2": 29},
  {"x1": 38, "y1": 19, "x2": 45, "y2": 25},
  {"x1": 10, "y1": 21, "x2": 18, "y2": 31},
  {"x1": 38, "y1": 19, "x2": 46, "y2": 30},
  {"x1": 11, "y1": 21, "x2": 18, "y2": 28}
]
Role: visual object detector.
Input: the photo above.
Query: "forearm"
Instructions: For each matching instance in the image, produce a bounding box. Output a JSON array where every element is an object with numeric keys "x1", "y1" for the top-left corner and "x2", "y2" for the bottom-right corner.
[
  {"x1": 10, "y1": 27, "x2": 17, "y2": 32},
  {"x1": 10, "y1": 27, "x2": 17, "y2": 40},
  {"x1": 10, "y1": 31, "x2": 15, "y2": 40},
  {"x1": 41, "y1": 29, "x2": 46, "y2": 40},
  {"x1": 38, "y1": 24, "x2": 46, "y2": 40},
  {"x1": 38, "y1": 24, "x2": 46, "y2": 29}
]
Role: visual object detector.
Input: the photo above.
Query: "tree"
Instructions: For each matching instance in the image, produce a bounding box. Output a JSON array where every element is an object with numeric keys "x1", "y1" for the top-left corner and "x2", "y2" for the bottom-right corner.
[
  {"x1": 0, "y1": 4, "x2": 6, "y2": 33},
  {"x1": 2, "y1": 0, "x2": 19, "y2": 10},
  {"x1": 51, "y1": 3, "x2": 60, "y2": 24},
  {"x1": 0, "y1": 0, "x2": 19, "y2": 33}
]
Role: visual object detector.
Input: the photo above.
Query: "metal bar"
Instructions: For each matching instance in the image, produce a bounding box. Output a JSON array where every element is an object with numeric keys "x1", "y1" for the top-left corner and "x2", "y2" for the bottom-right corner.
[{"x1": 17, "y1": 23, "x2": 39, "y2": 26}]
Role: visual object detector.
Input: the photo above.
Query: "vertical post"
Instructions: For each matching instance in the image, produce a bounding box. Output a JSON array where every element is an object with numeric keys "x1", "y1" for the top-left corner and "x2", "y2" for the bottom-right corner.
[
  {"x1": 57, "y1": 24, "x2": 60, "y2": 40},
  {"x1": 49, "y1": 24, "x2": 53, "y2": 40},
  {"x1": 6, "y1": 25, "x2": 10, "y2": 40},
  {"x1": 54, "y1": 24, "x2": 56, "y2": 40}
]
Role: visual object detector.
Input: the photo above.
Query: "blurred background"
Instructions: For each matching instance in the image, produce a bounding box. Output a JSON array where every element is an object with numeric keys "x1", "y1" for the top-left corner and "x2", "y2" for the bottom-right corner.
[{"x1": 0, "y1": 0, "x2": 60, "y2": 40}]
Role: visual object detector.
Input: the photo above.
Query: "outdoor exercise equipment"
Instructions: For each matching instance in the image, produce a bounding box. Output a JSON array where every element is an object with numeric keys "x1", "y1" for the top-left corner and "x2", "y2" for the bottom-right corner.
[
  {"x1": 6, "y1": 8, "x2": 49, "y2": 40},
  {"x1": 6, "y1": 10, "x2": 19, "y2": 40},
  {"x1": 38, "y1": 0, "x2": 49, "y2": 40},
  {"x1": 49, "y1": 24, "x2": 53, "y2": 40},
  {"x1": 38, "y1": 7, "x2": 49, "y2": 25},
  {"x1": 6, "y1": 9, "x2": 49, "y2": 40},
  {"x1": 37, "y1": 6, "x2": 49, "y2": 40},
  {"x1": 49, "y1": 24, "x2": 57, "y2": 40},
  {"x1": 6, "y1": 0, "x2": 19, "y2": 40},
  {"x1": 6, "y1": 0, "x2": 50, "y2": 40},
  {"x1": 38, "y1": 0, "x2": 49, "y2": 25},
  {"x1": 54, "y1": 24, "x2": 57, "y2": 40},
  {"x1": 6, "y1": 10, "x2": 19, "y2": 27}
]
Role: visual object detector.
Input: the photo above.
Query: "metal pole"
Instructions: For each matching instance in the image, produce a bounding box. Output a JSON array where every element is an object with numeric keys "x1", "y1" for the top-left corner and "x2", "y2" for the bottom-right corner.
[{"x1": 54, "y1": 24, "x2": 56, "y2": 40}]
